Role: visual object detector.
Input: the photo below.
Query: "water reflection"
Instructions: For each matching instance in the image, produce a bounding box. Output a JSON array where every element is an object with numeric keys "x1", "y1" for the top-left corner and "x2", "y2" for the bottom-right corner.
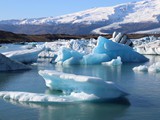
[
  {"x1": 39, "y1": 103, "x2": 129, "y2": 120},
  {"x1": 4, "y1": 99, "x2": 129, "y2": 120}
]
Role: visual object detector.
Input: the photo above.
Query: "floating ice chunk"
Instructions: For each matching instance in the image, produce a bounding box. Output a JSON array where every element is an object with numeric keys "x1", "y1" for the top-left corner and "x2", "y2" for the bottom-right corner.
[
  {"x1": 44, "y1": 41, "x2": 67, "y2": 52},
  {"x1": 102, "y1": 56, "x2": 122, "y2": 66},
  {"x1": 93, "y1": 36, "x2": 148, "y2": 63},
  {"x1": 0, "y1": 53, "x2": 30, "y2": 71},
  {"x1": 134, "y1": 40, "x2": 160, "y2": 55},
  {"x1": 148, "y1": 62, "x2": 160, "y2": 73},
  {"x1": 81, "y1": 53, "x2": 110, "y2": 65},
  {"x1": 55, "y1": 47, "x2": 83, "y2": 64},
  {"x1": 113, "y1": 33, "x2": 123, "y2": 43},
  {"x1": 112, "y1": 31, "x2": 118, "y2": 38},
  {"x1": 133, "y1": 62, "x2": 160, "y2": 73},
  {"x1": 0, "y1": 91, "x2": 100, "y2": 103},
  {"x1": 39, "y1": 70, "x2": 128, "y2": 99},
  {"x1": 21, "y1": 43, "x2": 36, "y2": 49},
  {"x1": 3, "y1": 48, "x2": 43, "y2": 63},
  {"x1": 133, "y1": 65, "x2": 148, "y2": 72},
  {"x1": 38, "y1": 50, "x2": 57, "y2": 58}
]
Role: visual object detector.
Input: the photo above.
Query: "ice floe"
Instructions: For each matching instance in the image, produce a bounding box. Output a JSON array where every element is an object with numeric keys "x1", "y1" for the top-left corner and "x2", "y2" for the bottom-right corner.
[
  {"x1": 3, "y1": 47, "x2": 43, "y2": 63},
  {"x1": 54, "y1": 47, "x2": 83, "y2": 65},
  {"x1": 133, "y1": 62, "x2": 160, "y2": 73},
  {"x1": 39, "y1": 70, "x2": 128, "y2": 99},
  {"x1": 133, "y1": 65, "x2": 148, "y2": 72},
  {"x1": 0, "y1": 91, "x2": 98, "y2": 103},
  {"x1": 133, "y1": 36, "x2": 160, "y2": 55},
  {"x1": 0, "y1": 53, "x2": 30, "y2": 71}
]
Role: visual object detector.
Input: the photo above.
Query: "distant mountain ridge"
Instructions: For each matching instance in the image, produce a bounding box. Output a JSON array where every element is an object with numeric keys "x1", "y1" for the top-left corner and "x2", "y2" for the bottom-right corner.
[{"x1": 0, "y1": 0, "x2": 160, "y2": 34}]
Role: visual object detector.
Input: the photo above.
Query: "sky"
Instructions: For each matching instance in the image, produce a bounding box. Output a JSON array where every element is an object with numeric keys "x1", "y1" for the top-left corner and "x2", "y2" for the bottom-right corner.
[{"x1": 0, "y1": 0, "x2": 141, "y2": 20}]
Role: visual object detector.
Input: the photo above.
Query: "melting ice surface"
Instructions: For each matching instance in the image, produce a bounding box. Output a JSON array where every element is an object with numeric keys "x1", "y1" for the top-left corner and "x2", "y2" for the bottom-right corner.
[
  {"x1": 38, "y1": 70, "x2": 127, "y2": 100},
  {"x1": 0, "y1": 91, "x2": 98, "y2": 103}
]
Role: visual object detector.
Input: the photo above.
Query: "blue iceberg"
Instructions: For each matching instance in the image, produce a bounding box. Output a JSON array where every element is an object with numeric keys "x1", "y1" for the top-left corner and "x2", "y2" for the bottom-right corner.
[
  {"x1": 93, "y1": 36, "x2": 148, "y2": 63},
  {"x1": 39, "y1": 70, "x2": 128, "y2": 100}
]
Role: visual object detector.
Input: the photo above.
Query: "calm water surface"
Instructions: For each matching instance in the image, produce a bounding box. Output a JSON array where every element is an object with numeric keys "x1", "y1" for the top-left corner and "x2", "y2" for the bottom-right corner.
[{"x1": 0, "y1": 55, "x2": 160, "y2": 120}]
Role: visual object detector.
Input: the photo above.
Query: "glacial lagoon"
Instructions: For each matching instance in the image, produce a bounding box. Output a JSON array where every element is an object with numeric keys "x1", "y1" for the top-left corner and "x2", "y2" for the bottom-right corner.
[{"x1": 0, "y1": 55, "x2": 160, "y2": 120}]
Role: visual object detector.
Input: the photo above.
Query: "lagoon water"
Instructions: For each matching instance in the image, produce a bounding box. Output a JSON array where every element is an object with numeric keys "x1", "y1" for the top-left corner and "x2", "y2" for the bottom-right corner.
[{"x1": 0, "y1": 55, "x2": 160, "y2": 120}]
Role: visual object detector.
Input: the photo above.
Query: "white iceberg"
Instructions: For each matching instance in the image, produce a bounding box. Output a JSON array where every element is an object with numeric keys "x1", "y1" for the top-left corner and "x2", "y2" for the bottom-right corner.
[
  {"x1": 67, "y1": 39, "x2": 95, "y2": 54},
  {"x1": 133, "y1": 62, "x2": 160, "y2": 73},
  {"x1": 148, "y1": 62, "x2": 160, "y2": 73},
  {"x1": 93, "y1": 36, "x2": 148, "y2": 63},
  {"x1": 133, "y1": 65, "x2": 148, "y2": 72},
  {"x1": 0, "y1": 53, "x2": 30, "y2": 71},
  {"x1": 3, "y1": 47, "x2": 43, "y2": 63},
  {"x1": 0, "y1": 91, "x2": 100, "y2": 103},
  {"x1": 102, "y1": 56, "x2": 122, "y2": 66},
  {"x1": 38, "y1": 50, "x2": 57, "y2": 58},
  {"x1": 134, "y1": 40, "x2": 160, "y2": 55},
  {"x1": 39, "y1": 70, "x2": 128, "y2": 99},
  {"x1": 54, "y1": 47, "x2": 83, "y2": 65}
]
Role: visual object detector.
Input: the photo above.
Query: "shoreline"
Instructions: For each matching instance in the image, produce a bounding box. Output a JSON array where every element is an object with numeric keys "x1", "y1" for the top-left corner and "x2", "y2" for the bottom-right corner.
[{"x1": 0, "y1": 30, "x2": 160, "y2": 43}]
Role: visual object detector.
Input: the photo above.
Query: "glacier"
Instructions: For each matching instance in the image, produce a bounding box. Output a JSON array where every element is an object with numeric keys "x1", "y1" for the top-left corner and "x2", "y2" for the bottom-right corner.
[
  {"x1": 39, "y1": 70, "x2": 128, "y2": 99},
  {"x1": 1, "y1": 0, "x2": 160, "y2": 34},
  {"x1": 0, "y1": 53, "x2": 30, "y2": 71}
]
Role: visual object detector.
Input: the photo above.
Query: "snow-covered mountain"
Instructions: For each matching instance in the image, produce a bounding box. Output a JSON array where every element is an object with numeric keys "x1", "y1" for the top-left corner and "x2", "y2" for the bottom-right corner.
[{"x1": 0, "y1": 0, "x2": 160, "y2": 34}]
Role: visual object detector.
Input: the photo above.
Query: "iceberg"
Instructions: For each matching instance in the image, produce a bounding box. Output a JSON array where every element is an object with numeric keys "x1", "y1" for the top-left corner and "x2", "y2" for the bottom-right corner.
[
  {"x1": 0, "y1": 91, "x2": 100, "y2": 103},
  {"x1": 134, "y1": 40, "x2": 160, "y2": 55},
  {"x1": 38, "y1": 50, "x2": 57, "y2": 58},
  {"x1": 0, "y1": 53, "x2": 30, "y2": 71},
  {"x1": 133, "y1": 65, "x2": 148, "y2": 72},
  {"x1": 54, "y1": 47, "x2": 83, "y2": 65},
  {"x1": 93, "y1": 36, "x2": 148, "y2": 63},
  {"x1": 67, "y1": 39, "x2": 95, "y2": 54},
  {"x1": 3, "y1": 47, "x2": 43, "y2": 63},
  {"x1": 133, "y1": 62, "x2": 160, "y2": 73},
  {"x1": 39, "y1": 70, "x2": 128, "y2": 99},
  {"x1": 148, "y1": 62, "x2": 160, "y2": 73},
  {"x1": 81, "y1": 53, "x2": 110, "y2": 65},
  {"x1": 52, "y1": 36, "x2": 147, "y2": 65}
]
